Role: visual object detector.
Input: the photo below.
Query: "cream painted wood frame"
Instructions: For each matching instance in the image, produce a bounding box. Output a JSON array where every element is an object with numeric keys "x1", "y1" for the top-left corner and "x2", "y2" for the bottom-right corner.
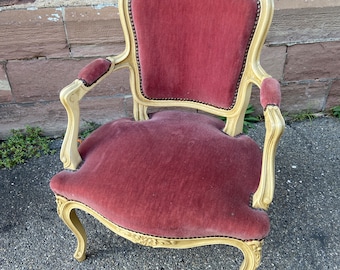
[{"x1": 56, "y1": 0, "x2": 285, "y2": 269}]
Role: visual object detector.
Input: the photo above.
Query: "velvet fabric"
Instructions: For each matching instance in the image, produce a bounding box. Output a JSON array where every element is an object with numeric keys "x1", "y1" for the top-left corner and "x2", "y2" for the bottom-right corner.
[
  {"x1": 78, "y1": 58, "x2": 111, "y2": 86},
  {"x1": 130, "y1": 0, "x2": 259, "y2": 109},
  {"x1": 260, "y1": 78, "x2": 281, "y2": 108},
  {"x1": 50, "y1": 111, "x2": 269, "y2": 240}
]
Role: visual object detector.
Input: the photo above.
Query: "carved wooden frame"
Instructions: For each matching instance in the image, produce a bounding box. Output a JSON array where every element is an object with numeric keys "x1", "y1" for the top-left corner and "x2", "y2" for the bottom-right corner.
[
  {"x1": 56, "y1": 195, "x2": 263, "y2": 269},
  {"x1": 56, "y1": 0, "x2": 285, "y2": 269}
]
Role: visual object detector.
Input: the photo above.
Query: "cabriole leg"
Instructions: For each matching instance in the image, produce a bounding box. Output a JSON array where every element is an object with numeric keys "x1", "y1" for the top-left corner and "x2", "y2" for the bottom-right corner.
[
  {"x1": 239, "y1": 240, "x2": 263, "y2": 270},
  {"x1": 56, "y1": 196, "x2": 87, "y2": 261}
]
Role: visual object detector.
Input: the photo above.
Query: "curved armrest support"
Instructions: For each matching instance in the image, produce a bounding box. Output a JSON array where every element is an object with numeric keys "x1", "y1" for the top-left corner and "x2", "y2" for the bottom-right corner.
[
  {"x1": 60, "y1": 58, "x2": 117, "y2": 170},
  {"x1": 59, "y1": 80, "x2": 86, "y2": 170},
  {"x1": 252, "y1": 105, "x2": 285, "y2": 210}
]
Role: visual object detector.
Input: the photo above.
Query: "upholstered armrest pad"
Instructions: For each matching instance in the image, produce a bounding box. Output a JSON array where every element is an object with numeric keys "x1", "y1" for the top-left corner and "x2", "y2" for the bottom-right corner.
[
  {"x1": 78, "y1": 58, "x2": 111, "y2": 86},
  {"x1": 260, "y1": 78, "x2": 281, "y2": 108}
]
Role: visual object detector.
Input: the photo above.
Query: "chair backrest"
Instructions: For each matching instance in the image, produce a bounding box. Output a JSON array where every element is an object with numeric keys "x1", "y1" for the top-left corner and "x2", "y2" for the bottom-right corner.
[
  {"x1": 131, "y1": 0, "x2": 259, "y2": 109},
  {"x1": 117, "y1": 0, "x2": 274, "y2": 133}
]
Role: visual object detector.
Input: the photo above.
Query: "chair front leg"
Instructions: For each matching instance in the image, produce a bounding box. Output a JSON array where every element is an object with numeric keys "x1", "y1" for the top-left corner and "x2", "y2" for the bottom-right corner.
[
  {"x1": 239, "y1": 240, "x2": 263, "y2": 270},
  {"x1": 56, "y1": 196, "x2": 87, "y2": 261}
]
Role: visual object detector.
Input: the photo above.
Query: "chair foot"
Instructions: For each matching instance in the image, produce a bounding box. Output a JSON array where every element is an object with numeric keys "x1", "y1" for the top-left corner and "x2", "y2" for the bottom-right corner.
[
  {"x1": 239, "y1": 240, "x2": 263, "y2": 270},
  {"x1": 56, "y1": 196, "x2": 87, "y2": 261}
]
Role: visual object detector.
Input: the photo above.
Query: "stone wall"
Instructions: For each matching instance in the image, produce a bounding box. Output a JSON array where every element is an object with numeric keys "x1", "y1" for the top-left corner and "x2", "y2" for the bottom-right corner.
[
  {"x1": 0, "y1": 0, "x2": 339, "y2": 138},
  {"x1": 258, "y1": 0, "x2": 340, "y2": 115}
]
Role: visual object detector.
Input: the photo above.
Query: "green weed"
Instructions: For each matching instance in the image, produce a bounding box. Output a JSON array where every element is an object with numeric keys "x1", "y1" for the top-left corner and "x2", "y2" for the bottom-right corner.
[
  {"x1": 80, "y1": 121, "x2": 101, "y2": 140},
  {"x1": 288, "y1": 110, "x2": 316, "y2": 122},
  {"x1": 243, "y1": 104, "x2": 260, "y2": 133},
  {"x1": 0, "y1": 126, "x2": 56, "y2": 169},
  {"x1": 218, "y1": 104, "x2": 260, "y2": 133},
  {"x1": 331, "y1": 105, "x2": 340, "y2": 119}
]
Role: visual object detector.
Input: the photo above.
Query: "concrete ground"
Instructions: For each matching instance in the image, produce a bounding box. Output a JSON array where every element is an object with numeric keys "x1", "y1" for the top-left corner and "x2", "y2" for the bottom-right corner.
[{"x1": 0, "y1": 116, "x2": 339, "y2": 269}]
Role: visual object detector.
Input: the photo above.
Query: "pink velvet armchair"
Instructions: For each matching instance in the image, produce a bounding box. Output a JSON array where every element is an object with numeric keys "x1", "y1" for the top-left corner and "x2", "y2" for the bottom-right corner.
[{"x1": 50, "y1": 0, "x2": 285, "y2": 269}]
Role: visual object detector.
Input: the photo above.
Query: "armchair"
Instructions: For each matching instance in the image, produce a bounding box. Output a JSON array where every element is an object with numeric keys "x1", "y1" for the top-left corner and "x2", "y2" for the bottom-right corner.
[{"x1": 50, "y1": 0, "x2": 285, "y2": 269}]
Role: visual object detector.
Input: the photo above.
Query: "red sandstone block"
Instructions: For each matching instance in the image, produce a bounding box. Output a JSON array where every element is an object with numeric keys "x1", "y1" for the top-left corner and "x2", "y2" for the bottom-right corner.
[
  {"x1": 0, "y1": 8, "x2": 69, "y2": 60},
  {"x1": 267, "y1": 7, "x2": 340, "y2": 46},
  {"x1": 280, "y1": 80, "x2": 330, "y2": 113},
  {"x1": 92, "y1": 67, "x2": 130, "y2": 98},
  {"x1": 70, "y1": 43, "x2": 126, "y2": 58},
  {"x1": 285, "y1": 41, "x2": 340, "y2": 81},
  {"x1": 0, "y1": 101, "x2": 65, "y2": 139},
  {"x1": 0, "y1": 96, "x2": 130, "y2": 139},
  {"x1": 124, "y1": 95, "x2": 134, "y2": 118},
  {"x1": 65, "y1": 6, "x2": 125, "y2": 57},
  {"x1": 325, "y1": 79, "x2": 340, "y2": 110},
  {"x1": 6, "y1": 58, "x2": 130, "y2": 103},
  {"x1": 247, "y1": 45, "x2": 286, "y2": 114},
  {"x1": 249, "y1": 89, "x2": 262, "y2": 115},
  {"x1": 80, "y1": 96, "x2": 128, "y2": 125},
  {"x1": 0, "y1": 0, "x2": 34, "y2": 6},
  {"x1": 7, "y1": 58, "x2": 87, "y2": 103},
  {"x1": 0, "y1": 63, "x2": 12, "y2": 103},
  {"x1": 243, "y1": 45, "x2": 286, "y2": 114},
  {"x1": 260, "y1": 45, "x2": 286, "y2": 80}
]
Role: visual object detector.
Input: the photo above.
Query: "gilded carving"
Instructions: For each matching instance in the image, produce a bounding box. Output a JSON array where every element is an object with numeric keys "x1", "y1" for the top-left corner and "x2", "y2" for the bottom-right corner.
[
  {"x1": 130, "y1": 233, "x2": 176, "y2": 247},
  {"x1": 247, "y1": 240, "x2": 263, "y2": 268},
  {"x1": 115, "y1": 227, "x2": 177, "y2": 247},
  {"x1": 55, "y1": 196, "x2": 65, "y2": 217}
]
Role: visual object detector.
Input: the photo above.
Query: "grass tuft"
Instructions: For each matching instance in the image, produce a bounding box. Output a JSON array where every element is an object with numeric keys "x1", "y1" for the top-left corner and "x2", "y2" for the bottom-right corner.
[
  {"x1": 0, "y1": 126, "x2": 56, "y2": 169},
  {"x1": 218, "y1": 104, "x2": 260, "y2": 133},
  {"x1": 331, "y1": 105, "x2": 340, "y2": 119},
  {"x1": 243, "y1": 104, "x2": 261, "y2": 133},
  {"x1": 79, "y1": 121, "x2": 101, "y2": 140},
  {"x1": 287, "y1": 110, "x2": 317, "y2": 122}
]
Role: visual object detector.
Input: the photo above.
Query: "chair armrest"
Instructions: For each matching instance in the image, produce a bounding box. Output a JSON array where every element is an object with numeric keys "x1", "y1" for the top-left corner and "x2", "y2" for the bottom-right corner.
[
  {"x1": 59, "y1": 58, "x2": 117, "y2": 170},
  {"x1": 252, "y1": 77, "x2": 284, "y2": 210},
  {"x1": 252, "y1": 105, "x2": 285, "y2": 210},
  {"x1": 259, "y1": 77, "x2": 281, "y2": 108},
  {"x1": 78, "y1": 58, "x2": 112, "y2": 87}
]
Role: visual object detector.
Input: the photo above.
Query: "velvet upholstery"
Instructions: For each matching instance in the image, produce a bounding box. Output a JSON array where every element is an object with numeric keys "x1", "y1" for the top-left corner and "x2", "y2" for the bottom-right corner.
[
  {"x1": 260, "y1": 78, "x2": 281, "y2": 108},
  {"x1": 50, "y1": 110, "x2": 269, "y2": 240},
  {"x1": 131, "y1": 0, "x2": 259, "y2": 109},
  {"x1": 78, "y1": 58, "x2": 111, "y2": 86}
]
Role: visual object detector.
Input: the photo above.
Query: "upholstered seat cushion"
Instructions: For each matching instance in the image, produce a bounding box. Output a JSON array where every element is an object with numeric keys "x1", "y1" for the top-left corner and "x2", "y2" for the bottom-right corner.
[{"x1": 50, "y1": 111, "x2": 269, "y2": 240}]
